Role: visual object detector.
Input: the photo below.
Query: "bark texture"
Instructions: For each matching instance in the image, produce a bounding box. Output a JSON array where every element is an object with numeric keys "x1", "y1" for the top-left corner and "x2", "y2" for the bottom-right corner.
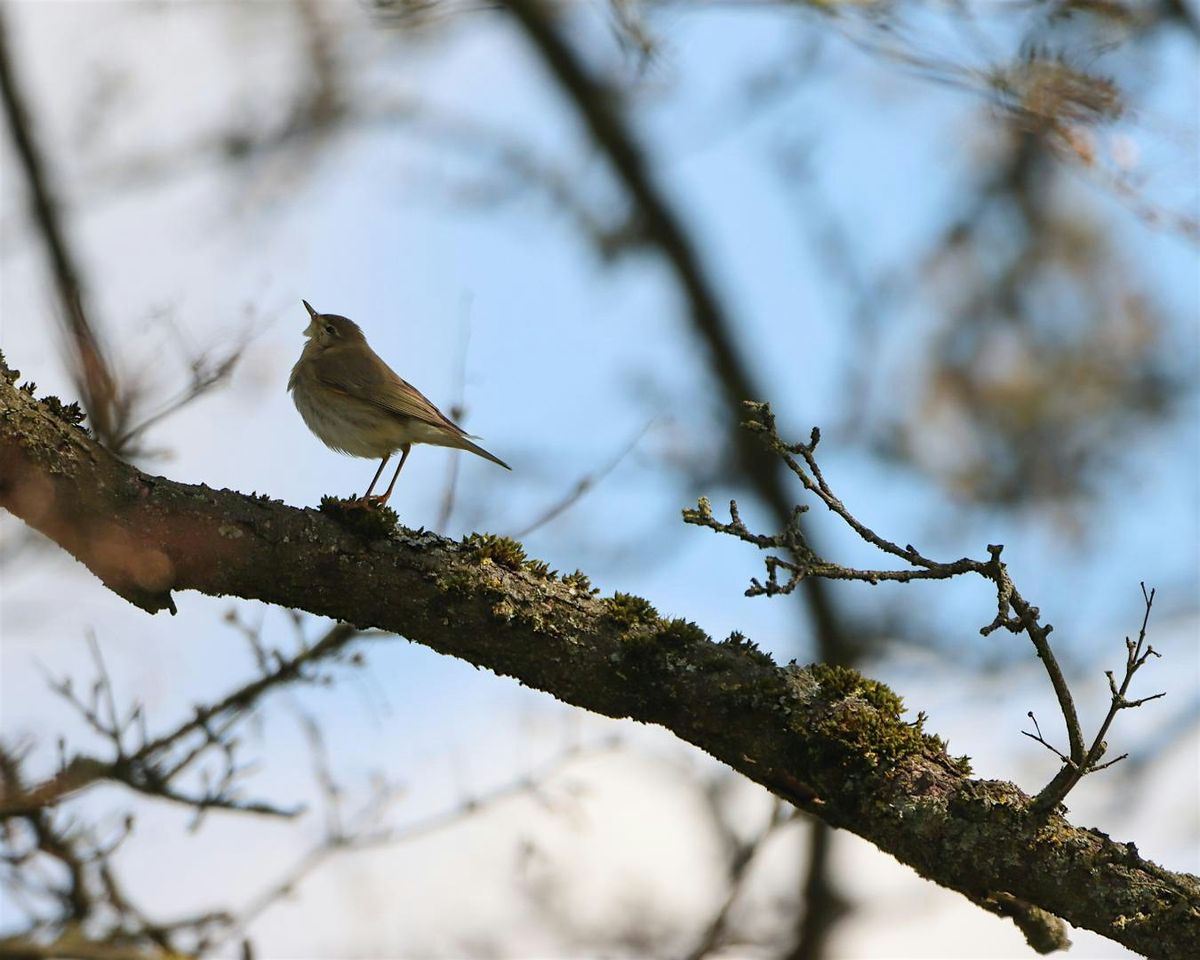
[{"x1": 1, "y1": 364, "x2": 1196, "y2": 959}]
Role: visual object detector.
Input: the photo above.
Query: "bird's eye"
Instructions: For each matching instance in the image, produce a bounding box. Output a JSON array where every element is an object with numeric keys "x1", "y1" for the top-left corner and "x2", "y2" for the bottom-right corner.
[{"x1": 324, "y1": 324, "x2": 336, "y2": 336}]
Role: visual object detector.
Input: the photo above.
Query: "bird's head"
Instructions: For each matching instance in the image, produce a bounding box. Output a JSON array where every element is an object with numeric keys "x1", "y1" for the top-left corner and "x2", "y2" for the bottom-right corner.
[{"x1": 301, "y1": 300, "x2": 366, "y2": 349}]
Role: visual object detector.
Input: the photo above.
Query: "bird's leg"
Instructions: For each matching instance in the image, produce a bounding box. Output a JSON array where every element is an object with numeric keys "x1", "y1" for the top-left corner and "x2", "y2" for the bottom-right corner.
[
  {"x1": 358, "y1": 454, "x2": 391, "y2": 505},
  {"x1": 369, "y1": 443, "x2": 411, "y2": 507}
]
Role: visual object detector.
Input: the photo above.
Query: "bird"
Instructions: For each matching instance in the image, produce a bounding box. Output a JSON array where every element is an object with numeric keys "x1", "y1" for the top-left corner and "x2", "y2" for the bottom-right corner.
[{"x1": 288, "y1": 300, "x2": 509, "y2": 507}]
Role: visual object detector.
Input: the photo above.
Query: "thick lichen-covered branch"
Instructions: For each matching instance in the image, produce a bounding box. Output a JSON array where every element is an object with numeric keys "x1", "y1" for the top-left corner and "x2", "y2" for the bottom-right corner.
[{"x1": 1, "y1": 363, "x2": 1198, "y2": 958}]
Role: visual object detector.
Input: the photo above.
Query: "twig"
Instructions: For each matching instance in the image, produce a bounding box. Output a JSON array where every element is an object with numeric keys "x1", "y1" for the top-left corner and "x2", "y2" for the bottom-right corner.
[
  {"x1": 110, "y1": 344, "x2": 242, "y2": 454},
  {"x1": 684, "y1": 790, "x2": 793, "y2": 960},
  {"x1": 6, "y1": 622, "x2": 367, "y2": 820},
  {"x1": 213, "y1": 739, "x2": 617, "y2": 952},
  {"x1": 511, "y1": 419, "x2": 655, "y2": 539},
  {"x1": 784, "y1": 820, "x2": 851, "y2": 960},
  {"x1": 0, "y1": 618, "x2": 378, "y2": 954},
  {"x1": 436, "y1": 296, "x2": 474, "y2": 532},
  {"x1": 686, "y1": 403, "x2": 1164, "y2": 813},
  {"x1": 1027, "y1": 583, "x2": 1164, "y2": 812}
]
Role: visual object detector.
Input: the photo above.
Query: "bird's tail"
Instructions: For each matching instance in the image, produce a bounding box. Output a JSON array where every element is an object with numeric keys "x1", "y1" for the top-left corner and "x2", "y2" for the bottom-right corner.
[{"x1": 458, "y1": 436, "x2": 511, "y2": 470}]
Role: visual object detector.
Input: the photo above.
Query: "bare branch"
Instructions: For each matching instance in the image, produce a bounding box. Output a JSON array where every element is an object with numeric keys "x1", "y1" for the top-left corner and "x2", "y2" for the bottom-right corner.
[
  {"x1": 511, "y1": 419, "x2": 655, "y2": 539},
  {"x1": 685, "y1": 402, "x2": 1166, "y2": 816},
  {"x1": 2, "y1": 621, "x2": 366, "y2": 820},
  {"x1": 218, "y1": 740, "x2": 615, "y2": 952},
  {"x1": 684, "y1": 792, "x2": 794, "y2": 960},
  {"x1": 1032, "y1": 583, "x2": 1165, "y2": 811}
]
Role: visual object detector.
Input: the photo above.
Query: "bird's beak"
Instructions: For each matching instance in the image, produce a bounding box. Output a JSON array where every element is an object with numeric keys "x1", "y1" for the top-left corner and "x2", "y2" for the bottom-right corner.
[{"x1": 301, "y1": 299, "x2": 320, "y2": 338}]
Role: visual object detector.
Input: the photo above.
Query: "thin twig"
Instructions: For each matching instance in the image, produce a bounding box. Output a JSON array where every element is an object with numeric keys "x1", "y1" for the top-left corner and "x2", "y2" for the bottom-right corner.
[
  {"x1": 214, "y1": 740, "x2": 617, "y2": 951},
  {"x1": 511, "y1": 419, "x2": 655, "y2": 539},
  {"x1": 1029, "y1": 583, "x2": 1164, "y2": 812},
  {"x1": 7, "y1": 622, "x2": 366, "y2": 819},
  {"x1": 684, "y1": 792, "x2": 793, "y2": 960},
  {"x1": 437, "y1": 295, "x2": 473, "y2": 532},
  {"x1": 686, "y1": 403, "x2": 1164, "y2": 813},
  {"x1": 110, "y1": 345, "x2": 242, "y2": 453}
]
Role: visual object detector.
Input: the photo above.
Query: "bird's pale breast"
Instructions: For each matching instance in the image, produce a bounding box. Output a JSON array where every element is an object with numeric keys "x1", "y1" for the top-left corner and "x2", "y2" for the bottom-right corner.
[{"x1": 290, "y1": 364, "x2": 418, "y2": 459}]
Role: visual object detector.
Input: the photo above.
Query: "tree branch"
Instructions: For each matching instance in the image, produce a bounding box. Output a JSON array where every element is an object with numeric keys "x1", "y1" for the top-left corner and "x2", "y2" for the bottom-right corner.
[
  {"x1": 683, "y1": 401, "x2": 1168, "y2": 817},
  {"x1": 1, "y1": 363, "x2": 1197, "y2": 958},
  {"x1": 0, "y1": 6, "x2": 121, "y2": 446}
]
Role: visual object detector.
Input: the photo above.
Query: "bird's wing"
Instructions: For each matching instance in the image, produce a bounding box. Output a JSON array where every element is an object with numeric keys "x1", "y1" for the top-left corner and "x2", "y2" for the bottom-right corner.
[{"x1": 312, "y1": 346, "x2": 465, "y2": 435}]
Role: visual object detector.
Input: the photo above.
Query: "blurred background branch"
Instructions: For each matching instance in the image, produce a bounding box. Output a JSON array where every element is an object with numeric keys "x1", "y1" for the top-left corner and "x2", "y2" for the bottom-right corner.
[{"x1": 0, "y1": 5, "x2": 121, "y2": 446}]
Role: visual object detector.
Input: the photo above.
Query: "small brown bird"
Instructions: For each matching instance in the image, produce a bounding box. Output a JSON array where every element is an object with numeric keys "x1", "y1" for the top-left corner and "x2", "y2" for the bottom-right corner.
[{"x1": 289, "y1": 300, "x2": 510, "y2": 506}]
